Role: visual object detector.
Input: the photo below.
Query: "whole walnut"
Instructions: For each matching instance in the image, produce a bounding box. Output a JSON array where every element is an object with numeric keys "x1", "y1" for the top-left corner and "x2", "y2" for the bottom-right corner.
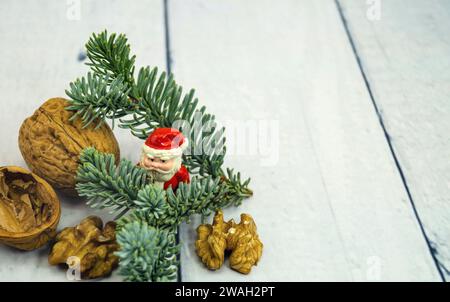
[{"x1": 18, "y1": 98, "x2": 120, "y2": 196}]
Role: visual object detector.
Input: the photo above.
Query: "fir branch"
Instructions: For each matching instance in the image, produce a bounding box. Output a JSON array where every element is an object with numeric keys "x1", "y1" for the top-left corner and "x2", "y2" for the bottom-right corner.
[
  {"x1": 127, "y1": 66, "x2": 180, "y2": 129},
  {"x1": 65, "y1": 73, "x2": 133, "y2": 128},
  {"x1": 76, "y1": 148, "x2": 148, "y2": 215},
  {"x1": 69, "y1": 31, "x2": 252, "y2": 215},
  {"x1": 210, "y1": 168, "x2": 253, "y2": 212},
  {"x1": 69, "y1": 30, "x2": 255, "y2": 283},
  {"x1": 85, "y1": 30, "x2": 136, "y2": 87},
  {"x1": 116, "y1": 220, "x2": 179, "y2": 282},
  {"x1": 77, "y1": 148, "x2": 227, "y2": 224},
  {"x1": 119, "y1": 176, "x2": 221, "y2": 230},
  {"x1": 84, "y1": 31, "x2": 228, "y2": 178},
  {"x1": 120, "y1": 66, "x2": 226, "y2": 178}
]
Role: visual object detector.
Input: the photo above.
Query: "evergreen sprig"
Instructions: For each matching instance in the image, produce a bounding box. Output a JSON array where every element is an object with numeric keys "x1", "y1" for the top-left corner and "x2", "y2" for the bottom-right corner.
[
  {"x1": 77, "y1": 148, "x2": 223, "y2": 226},
  {"x1": 68, "y1": 30, "x2": 254, "y2": 282},
  {"x1": 66, "y1": 30, "x2": 251, "y2": 194},
  {"x1": 76, "y1": 148, "x2": 225, "y2": 281},
  {"x1": 65, "y1": 73, "x2": 133, "y2": 128},
  {"x1": 120, "y1": 176, "x2": 221, "y2": 230},
  {"x1": 116, "y1": 220, "x2": 179, "y2": 282},
  {"x1": 76, "y1": 147, "x2": 148, "y2": 216},
  {"x1": 85, "y1": 31, "x2": 136, "y2": 87},
  {"x1": 209, "y1": 168, "x2": 253, "y2": 211}
]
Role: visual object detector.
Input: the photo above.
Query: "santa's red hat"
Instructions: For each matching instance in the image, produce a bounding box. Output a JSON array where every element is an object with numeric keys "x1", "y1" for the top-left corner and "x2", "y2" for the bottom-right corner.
[{"x1": 142, "y1": 128, "x2": 188, "y2": 160}]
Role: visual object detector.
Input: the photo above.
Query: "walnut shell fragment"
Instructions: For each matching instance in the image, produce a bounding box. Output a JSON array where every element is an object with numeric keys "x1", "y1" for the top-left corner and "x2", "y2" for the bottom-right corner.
[
  {"x1": 48, "y1": 216, "x2": 119, "y2": 279},
  {"x1": 0, "y1": 166, "x2": 61, "y2": 250},
  {"x1": 195, "y1": 210, "x2": 263, "y2": 274},
  {"x1": 19, "y1": 97, "x2": 120, "y2": 196}
]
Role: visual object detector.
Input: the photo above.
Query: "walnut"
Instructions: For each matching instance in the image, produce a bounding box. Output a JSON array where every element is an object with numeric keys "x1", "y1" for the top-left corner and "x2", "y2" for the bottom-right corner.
[
  {"x1": 227, "y1": 214, "x2": 263, "y2": 274},
  {"x1": 48, "y1": 216, "x2": 119, "y2": 279},
  {"x1": 18, "y1": 98, "x2": 120, "y2": 196},
  {"x1": 195, "y1": 210, "x2": 231, "y2": 270},
  {"x1": 0, "y1": 166, "x2": 61, "y2": 250},
  {"x1": 195, "y1": 210, "x2": 263, "y2": 274}
]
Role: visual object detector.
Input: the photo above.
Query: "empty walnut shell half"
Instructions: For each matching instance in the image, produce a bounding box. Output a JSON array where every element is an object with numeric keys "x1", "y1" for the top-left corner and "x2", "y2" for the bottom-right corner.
[
  {"x1": 0, "y1": 166, "x2": 61, "y2": 250},
  {"x1": 18, "y1": 97, "x2": 120, "y2": 196}
]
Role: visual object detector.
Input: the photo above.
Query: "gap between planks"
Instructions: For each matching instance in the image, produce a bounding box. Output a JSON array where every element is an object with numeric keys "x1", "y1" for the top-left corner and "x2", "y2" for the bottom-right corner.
[{"x1": 162, "y1": 0, "x2": 182, "y2": 282}]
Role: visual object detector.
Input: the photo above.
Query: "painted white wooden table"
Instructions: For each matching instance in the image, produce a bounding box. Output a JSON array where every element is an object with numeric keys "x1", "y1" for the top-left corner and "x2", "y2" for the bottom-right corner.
[{"x1": 0, "y1": 0, "x2": 448, "y2": 282}]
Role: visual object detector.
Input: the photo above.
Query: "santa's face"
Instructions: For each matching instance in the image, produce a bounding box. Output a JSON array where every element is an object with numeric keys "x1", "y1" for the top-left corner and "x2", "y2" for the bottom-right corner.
[{"x1": 140, "y1": 153, "x2": 181, "y2": 183}]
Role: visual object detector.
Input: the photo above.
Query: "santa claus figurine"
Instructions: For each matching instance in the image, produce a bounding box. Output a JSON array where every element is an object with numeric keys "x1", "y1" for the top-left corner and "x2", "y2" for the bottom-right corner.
[{"x1": 139, "y1": 128, "x2": 190, "y2": 191}]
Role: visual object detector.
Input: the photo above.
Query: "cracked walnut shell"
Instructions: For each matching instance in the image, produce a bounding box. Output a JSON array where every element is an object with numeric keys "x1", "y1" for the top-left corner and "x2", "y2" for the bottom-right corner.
[
  {"x1": 18, "y1": 98, "x2": 120, "y2": 196},
  {"x1": 0, "y1": 166, "x2": 61, "y2": 250},
  {"x1": 48, "y1": 216, "x2": 119, "y2": 279},
  {"x1": 195, "y1": 210, "x2": 263, "y2": 274}
]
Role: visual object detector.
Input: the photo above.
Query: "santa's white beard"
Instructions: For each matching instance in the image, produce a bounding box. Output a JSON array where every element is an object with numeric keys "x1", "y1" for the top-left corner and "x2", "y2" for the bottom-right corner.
[{"x1": 142, "y1": 157, "x2": 182, "y2": 184}]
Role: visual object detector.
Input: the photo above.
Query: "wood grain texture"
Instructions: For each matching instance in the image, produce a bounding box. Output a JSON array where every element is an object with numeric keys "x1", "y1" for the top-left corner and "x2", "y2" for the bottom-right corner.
[
  {"x1": 169, "y1": 0, "x2": 441, "y2": 281},
  {"x1": 0, "y1": 0, "x2": 446, "y2": 282},
  {"x1": 0, "y1": 0, "x2": 165, "y2": 281},
  {"x1": 339, "y1": 0, "x2": 450, "y2": 280}
]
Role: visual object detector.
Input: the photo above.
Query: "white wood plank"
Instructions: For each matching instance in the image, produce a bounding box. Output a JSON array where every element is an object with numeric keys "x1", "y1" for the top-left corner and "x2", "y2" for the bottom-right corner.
[
  {"x1": 339, "y1": 0, "x2": 450, "y2": 280},
  {"x1": 0, "y1": 0, "x2": 166, "y2": 281},
  {"x1": 170, "y1": 0, "x2": 441, "y2": 281}
]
